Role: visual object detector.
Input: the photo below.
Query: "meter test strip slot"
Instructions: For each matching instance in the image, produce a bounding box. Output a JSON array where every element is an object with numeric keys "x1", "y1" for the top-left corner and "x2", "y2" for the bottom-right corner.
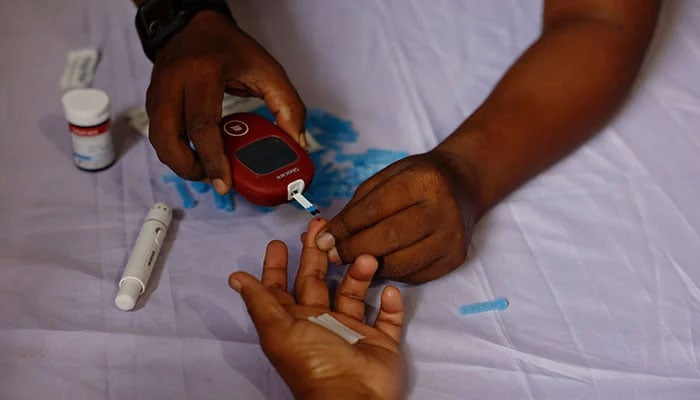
[
  {"x1": 288, "y1": 179, "x2": 319, "y2": 216},
  {"x1": 115, "y1": 203, "x2": 172, "y2": 311}
]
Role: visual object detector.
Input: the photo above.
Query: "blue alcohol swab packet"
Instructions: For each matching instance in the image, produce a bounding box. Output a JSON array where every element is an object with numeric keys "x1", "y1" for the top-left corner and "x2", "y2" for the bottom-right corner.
[
  {"x1": 190, "y1": 181, "x2": 211, "y2": 194},
  {"x1": 212, "y1": 189, "x2": 235, "y2": 212},
  {"x1": 163, "y1": 174, "x2": 196, "y2": 209},
  {"x1": 459, "y1": 297, "x2": 509, "y2": 316}
]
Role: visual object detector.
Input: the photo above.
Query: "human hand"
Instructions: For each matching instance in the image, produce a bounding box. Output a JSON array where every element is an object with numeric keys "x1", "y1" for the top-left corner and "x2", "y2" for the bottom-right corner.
[
  {"x1": 316, "y1": 149, "x2": 481, "y2": 283},
  {"x1": 229, "y1": 218, "x2": 405, "y2": 400},
  {"x1": 146, "y1": 10, "x2": 305, "y2": 194}
]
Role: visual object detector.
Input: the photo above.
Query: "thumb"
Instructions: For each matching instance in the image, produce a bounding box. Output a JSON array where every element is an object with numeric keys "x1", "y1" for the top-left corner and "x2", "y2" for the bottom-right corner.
[
  {"x1": 229, "y1": 272, "x2": 293, "y2": 335},
  {"x1": 257, "y1": 64, "x2": 307, "y2": 147}
]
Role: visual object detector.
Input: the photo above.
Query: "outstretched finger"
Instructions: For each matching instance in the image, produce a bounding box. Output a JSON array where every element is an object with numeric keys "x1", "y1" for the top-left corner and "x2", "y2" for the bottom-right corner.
[
  {"x1": 374, "y1": 286, "x2": 404, "y2": 343},
  {"x1": 261, "y1": 240, "x2": 294, "y2": 305},
  {"x1": 294, "y1": 218, "x2": 330, "y2": 307},
  {"x1": 334, "y1": 255, "x2": 378, "y2": 321}
]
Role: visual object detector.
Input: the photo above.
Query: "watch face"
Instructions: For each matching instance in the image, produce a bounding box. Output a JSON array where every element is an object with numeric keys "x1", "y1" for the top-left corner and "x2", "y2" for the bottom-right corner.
[
  {"x1": 236, "y1": 137, "x2": 298, "y2": 175},
  {"x1": 141, "y1": 0, "x2": 176, "y2": 35}
]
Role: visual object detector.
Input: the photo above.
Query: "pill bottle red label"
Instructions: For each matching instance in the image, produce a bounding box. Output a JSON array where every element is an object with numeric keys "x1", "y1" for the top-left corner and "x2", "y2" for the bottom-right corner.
[
  {"x1": 61, "y1": 88, "x2": 115, "y2": 171},
  {"x1": 69, "y1": 119, "x2": 115, "y2": 170}
]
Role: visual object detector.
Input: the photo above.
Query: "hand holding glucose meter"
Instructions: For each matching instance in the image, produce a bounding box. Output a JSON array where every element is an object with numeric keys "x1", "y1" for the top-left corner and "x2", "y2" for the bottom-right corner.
[{"x1": 221, "y1": 113, "x2": 318, "y2": 214}]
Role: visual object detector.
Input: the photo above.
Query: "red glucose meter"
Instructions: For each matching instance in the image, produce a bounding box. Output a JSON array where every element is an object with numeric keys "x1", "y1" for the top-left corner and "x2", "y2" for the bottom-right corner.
[{"x1": 221, "y1": 113, "x2": 315, "y2": 207}]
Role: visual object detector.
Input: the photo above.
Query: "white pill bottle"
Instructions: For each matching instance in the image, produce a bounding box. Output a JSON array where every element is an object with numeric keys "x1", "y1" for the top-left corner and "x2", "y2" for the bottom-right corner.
[{"x1": 61, "y1": 88, "x2": 115, "y2": 171}]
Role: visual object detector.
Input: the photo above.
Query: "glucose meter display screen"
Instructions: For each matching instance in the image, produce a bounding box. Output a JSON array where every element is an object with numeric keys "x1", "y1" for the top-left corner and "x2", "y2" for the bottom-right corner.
[{"x1": 236, "y1": 136, "x2": 298, "y2": 175}]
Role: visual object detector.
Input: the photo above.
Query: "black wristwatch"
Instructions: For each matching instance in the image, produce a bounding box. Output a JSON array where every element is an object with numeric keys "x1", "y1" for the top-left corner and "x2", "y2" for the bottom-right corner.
[{"x1": 135, "y1": 0, "x2": 234, "y2": 62}]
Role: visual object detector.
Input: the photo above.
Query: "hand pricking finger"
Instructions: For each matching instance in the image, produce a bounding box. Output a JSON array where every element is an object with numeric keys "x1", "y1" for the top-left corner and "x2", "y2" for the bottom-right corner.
[
  {"x1": 374, "y1": 285, "x2": 404, "y2": 343},
  {"x1": 334, "y1": 204, "x2": 434, "y2": 265},
  {"x1": 334, "y1": 255, "x2": 379, "y2": 321},
  {"x1": 261, "y1": 240, "x2": 294, "y2": 305},
  {"x1": 320, "y1": 173, "x2": 418, "y2": 252},
  {"x1": 377, "y1": 233, "x2": 444, "y2": 279},
  {"x1": 294, "y1": 218, "x2": 331, "y2": 307}
]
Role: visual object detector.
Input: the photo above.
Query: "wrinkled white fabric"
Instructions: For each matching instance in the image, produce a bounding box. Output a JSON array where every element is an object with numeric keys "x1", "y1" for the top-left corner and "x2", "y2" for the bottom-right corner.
[{"x1": 1, "y1": 1, "x2": 699, "y2": 399}]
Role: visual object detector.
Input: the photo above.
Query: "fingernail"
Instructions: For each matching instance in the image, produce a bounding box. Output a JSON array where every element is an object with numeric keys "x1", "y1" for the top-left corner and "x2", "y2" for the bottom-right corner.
[
  {"x1": 329, "y1": 247, "x2": 342, "y2": 264},
  {"x1": 316, "y1": 232, "x2": 335, "y2": 250},
  {"x1": 212, "y1": 178, "x2": 229, "y2": 195},
  {"x1": 229, "y1": 277, "x2": 242, "y2": 292},
  {"x1": 299, "y1": 132, "x2": 308, "y2": 149}
]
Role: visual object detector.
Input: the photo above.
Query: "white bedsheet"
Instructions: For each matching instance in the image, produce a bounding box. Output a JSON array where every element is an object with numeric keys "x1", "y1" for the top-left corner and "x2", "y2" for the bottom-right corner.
[{"x1": 1, "y1": 1, "x2": 699, "y2": 399}]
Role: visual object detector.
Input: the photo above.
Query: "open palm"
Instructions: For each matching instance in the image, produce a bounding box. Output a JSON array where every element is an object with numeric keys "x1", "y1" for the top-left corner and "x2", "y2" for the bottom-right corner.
[{"x1": 229, "y1": 218, "x2": 405, "y2": 400}]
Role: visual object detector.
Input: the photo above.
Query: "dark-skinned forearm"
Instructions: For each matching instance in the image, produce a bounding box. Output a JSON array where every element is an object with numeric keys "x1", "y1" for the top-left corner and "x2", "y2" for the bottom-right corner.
[{"x1": 436, "y1": 5, "x2": 659, "y2": 217}]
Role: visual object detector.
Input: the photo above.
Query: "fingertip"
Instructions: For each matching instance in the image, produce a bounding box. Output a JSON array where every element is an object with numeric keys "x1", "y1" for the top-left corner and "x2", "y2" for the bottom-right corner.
[
  {"x1": 381, "y1": 285, "x2": 404, "y2": 312},
  {"x1": 308, "y1": 217, "x2": 328, "y2": 233},
  {"x1": 228, "y1": 272, "x2": 243, "y2": 292},
  {"x1": 214, "y1": 155, "x2": 233, "y2": 191},
  {"x1": 213, "y1": 178, "x2": 230, "y2": 195},
  {"x1": 328, "y1": 247, "x2": 342, "y2": 264},
  {"x1": 375, "y1": 285, "x2": 405, "y2": 342},
  {"x1": 307, "y1": 222, "x2": 330, "y2": 249},
  {"x1": 356, "y1": 254, "x2": 378, "y2": 265},
  {"x1": 267, "y1": 239, "x2": 287, "y2": 251},
  {"x1": 299, "y1": 132, "x2": 308, "y2": 150},
  {"x1": 383, "y1": 285, "x2": 402, "y2": 298},
  {"x1": 352, "y1": 254, "x2": 379, "y2": 275},
  {"x1": 315, "y1": 231, "x2": 335, "y2": 251},
  {"x1": 229, "y1": 271, "x2": 268, "y2": 298},
  {"x1": 346, "y1": 256, "x2": 378, "y2": 282},
  {"x1": 229, "y1": 271, "x2": 255, "y2": 285}
]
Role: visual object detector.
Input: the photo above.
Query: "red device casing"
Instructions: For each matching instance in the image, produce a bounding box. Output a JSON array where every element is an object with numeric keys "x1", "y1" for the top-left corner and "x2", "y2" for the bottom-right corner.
[{"x1": 221, "y1": 113, "x2": 315, "y2": 207}]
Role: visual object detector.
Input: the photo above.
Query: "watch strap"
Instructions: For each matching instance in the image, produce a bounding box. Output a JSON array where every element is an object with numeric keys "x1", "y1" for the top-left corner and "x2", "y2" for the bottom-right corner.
[{"x1": 135, "y1": 0, "x2": 233, "y2": 62}]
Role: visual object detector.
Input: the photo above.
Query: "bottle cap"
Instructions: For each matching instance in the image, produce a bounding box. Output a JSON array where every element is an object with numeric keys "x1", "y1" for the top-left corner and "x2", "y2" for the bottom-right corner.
[{"x1": 61, "y1": 88, "x2": 110, "y2": 127}]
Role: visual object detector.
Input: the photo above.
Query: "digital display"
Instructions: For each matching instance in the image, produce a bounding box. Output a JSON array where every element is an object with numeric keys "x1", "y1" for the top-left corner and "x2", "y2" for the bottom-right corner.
[{"x1": 236, "y1": 136, "x2": 298, "y2": 175}]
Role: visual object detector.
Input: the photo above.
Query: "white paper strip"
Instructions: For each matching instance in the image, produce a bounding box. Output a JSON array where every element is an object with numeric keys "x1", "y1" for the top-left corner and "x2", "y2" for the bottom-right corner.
[{"x1": 307, "y1": 313, "x2": 366, "y2": 344}]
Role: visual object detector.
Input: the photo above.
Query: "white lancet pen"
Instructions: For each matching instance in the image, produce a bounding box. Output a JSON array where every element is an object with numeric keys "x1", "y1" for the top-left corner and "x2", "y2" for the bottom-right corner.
[{"x1": 115, "y1": 202, "x2": 172, "y2": 311}]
